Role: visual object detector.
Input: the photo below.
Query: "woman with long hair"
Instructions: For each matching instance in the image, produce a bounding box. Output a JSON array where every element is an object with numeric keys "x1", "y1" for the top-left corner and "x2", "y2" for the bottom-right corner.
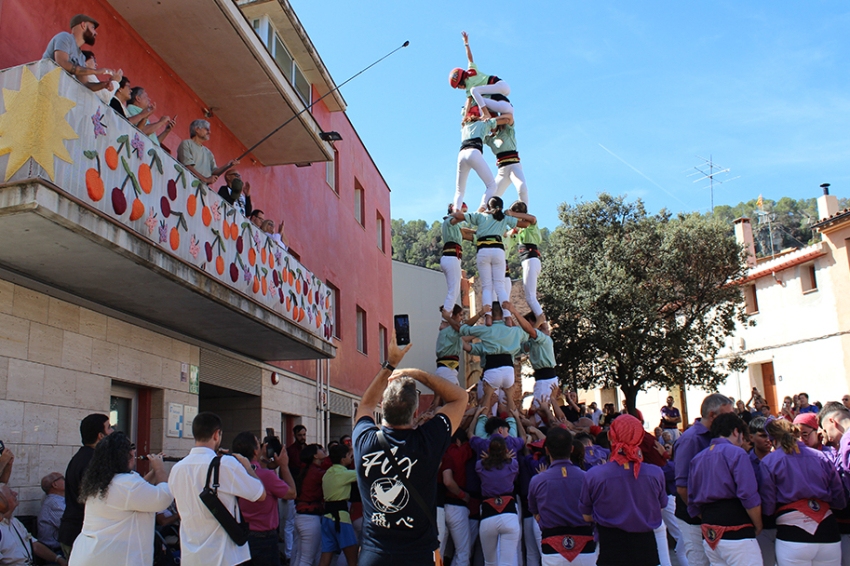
[
  {"x1": 475, "y1": 435, "x2": 520, "y2": 566},
  {"x1": 293, "y1": 444, "x2": 329, "y2": 566},
  {"x1": 455, "y1": 196, "x2": 533, "y2": 325},
  {"x1": 69, "y1": 432, "x2": 171, "y2": 565},
  {"x1": 760, "y1": 418, "x2": 845, "y2": 566}
]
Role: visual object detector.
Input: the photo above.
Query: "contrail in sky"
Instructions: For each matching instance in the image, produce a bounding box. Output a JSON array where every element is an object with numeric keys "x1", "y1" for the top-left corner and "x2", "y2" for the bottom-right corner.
[{"x1": 597, "y1": 143, "x2": 689, "y2": 208}]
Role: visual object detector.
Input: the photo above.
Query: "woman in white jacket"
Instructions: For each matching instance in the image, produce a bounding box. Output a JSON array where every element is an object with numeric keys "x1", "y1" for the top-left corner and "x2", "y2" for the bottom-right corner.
[{"x1": 70, "y1": 431, "x2": 173, "y2": 566}]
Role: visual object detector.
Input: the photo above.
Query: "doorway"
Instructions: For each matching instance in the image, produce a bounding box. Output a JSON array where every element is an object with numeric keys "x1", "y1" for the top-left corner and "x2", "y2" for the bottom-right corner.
[{"x1": 760, "y1": 361, "x2": 778, "y2": 414}]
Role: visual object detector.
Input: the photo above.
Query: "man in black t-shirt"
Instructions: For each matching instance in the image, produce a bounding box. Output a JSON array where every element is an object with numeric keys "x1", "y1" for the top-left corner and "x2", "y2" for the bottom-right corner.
[
  {"x1": 58, "y1": 413, "x2": 113, "y2": 557},
  {"x1": 353, "y1": 332, "x2": 467, "y2": 566}
]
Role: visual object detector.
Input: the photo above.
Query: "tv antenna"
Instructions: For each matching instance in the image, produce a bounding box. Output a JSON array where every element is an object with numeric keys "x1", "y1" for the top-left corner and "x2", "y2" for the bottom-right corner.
[{"x1": 687, "y1": 155, "x2": 740, "y2": 212}]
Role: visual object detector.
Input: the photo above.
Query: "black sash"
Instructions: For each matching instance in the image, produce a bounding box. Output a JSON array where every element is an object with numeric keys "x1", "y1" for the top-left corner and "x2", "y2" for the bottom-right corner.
[
  {"x1": 596, "y1": 525, "x2": 658, "y2": 566},
  {"x1": 324, "y1": 500, "x2": 348, "y2": 532},
  {"x1": 518, "y1": 244, "x2": 541, "y2": 261},
  {"x1": 483, "y1": 353, "x2": 513, "y2": 370},
  {"x1": 533, "y1": 367, "x2": 557, "y2": 380},
  {"x1": 496, "y1": 150, "x2": 520, "y2": 167},
  {"x1": 460, "y1": 138, "x2": 483, "y2": 152}
]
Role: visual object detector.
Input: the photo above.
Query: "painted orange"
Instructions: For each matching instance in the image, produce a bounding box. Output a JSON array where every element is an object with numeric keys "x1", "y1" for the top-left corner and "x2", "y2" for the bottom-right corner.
[
  {"x1": 201, "y1": 206, "x2": 212, "y2": 227},
  {"x1": 169, "y1": 227, "x2": 179, "y2": 250},
  {"x1": 138, "y1": 163, "x2": 152, "y2": 194},
  {"x1": 85, "y1": 168, "x2": 104, "y2": 201},
  {"x1": 215, "y1": 255, "x2": 225, "y2": 275},
  {"x1": 222, "y1": 220, "x2": 230, "y2": 240},
  {"x1": 230, "y1": 223, "x2": 238, "y2": 240},
  {"x1": 129, "y1": 198, "x2": 144, "y2": 221},
  {"x1": 186, "y1": 194, "x2": 197, "y2": 217},
  {"x1": 104, "y1": 146, "x2": 119, "y2": 170},
  {"x1": 248, "y1": 247, "x2": 256, "y2": 266}
]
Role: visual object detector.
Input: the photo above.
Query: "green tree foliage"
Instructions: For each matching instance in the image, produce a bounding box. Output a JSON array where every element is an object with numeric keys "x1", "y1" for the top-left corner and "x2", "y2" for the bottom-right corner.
[
  {"x1": 709, "y1": 196, "x2": 850, "y2": 257},
  {"x1": 391, "y1": 217, "x2": 551, "y2": 279},
  {"x1": 539, "y1": 194, "x2": 749, "y2": 411}
]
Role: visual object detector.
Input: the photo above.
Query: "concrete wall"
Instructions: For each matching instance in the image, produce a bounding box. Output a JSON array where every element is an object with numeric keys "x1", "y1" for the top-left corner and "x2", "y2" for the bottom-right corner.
[{"x1": 0, "y1": 278, "x2": 198, "y2": 514}]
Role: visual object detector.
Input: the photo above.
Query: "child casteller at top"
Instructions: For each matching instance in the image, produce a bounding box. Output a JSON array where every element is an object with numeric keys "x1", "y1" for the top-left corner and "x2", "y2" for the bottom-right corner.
[{"x1": 449, "y1": 31, "x2": 513, "y2": 120}]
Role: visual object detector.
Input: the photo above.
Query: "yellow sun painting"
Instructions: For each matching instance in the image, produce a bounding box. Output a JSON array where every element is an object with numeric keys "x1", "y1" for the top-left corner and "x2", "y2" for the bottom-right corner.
[{"x1": 0, "y1": 66, "x2": 78, "y2": 181}]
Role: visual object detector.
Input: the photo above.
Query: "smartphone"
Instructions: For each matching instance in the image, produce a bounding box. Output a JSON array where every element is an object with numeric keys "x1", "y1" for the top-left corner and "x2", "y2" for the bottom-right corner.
[
  {"x1": 265, "y1": 428, "x2": 275, "y2": 460},
  {"x1": 394, "y1": 314, "x2": 410, "y2": 346}
]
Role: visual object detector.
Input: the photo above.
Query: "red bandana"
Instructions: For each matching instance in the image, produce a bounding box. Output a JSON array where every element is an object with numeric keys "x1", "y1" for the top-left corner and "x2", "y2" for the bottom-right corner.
[{"x1": 609, "y1": 415, "x2": 644, "y2": 478}]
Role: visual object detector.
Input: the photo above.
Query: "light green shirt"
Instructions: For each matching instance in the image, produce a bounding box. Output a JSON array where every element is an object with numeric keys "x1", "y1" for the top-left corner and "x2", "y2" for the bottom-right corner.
[
  {"x1": 464, "y1": 62, "x2": 491, "y2": 95},
  {"x1": 322, "y1": 464, "x2": 357, "y2": 524},
  {"x1": 474, "y1": 414, "x2": 517, "y2": 438},
  {"x1": 436, "y1": 325, "x2": 461, "y2": 359},
  {"x1": 442, "y1": 216, "x2": 463, "y2": 245},
  {"x1": 460, "y1": 320, "x2": 528, "y2": 356},
  {"x1": 509, "y1": 223, "x2": 542, "y2": 247},
  {"x1": 177, "y1": 139, "x2": 217, "y2": 178},
  {"x1": 465, "y1": 212, "x2": 518, "y2": 239},
  {"x1": 525, "y1": 332, "x2": 556, "y2": 369},
  {"x1": 461, "y1": 118, "x2": 497, "y2": 143},
  {"x1": 127, "y1": 104, "x2": 161, "y2": 146},
  {"x1": 485, "y1": 123, "x2": 517, "y2": 155}
]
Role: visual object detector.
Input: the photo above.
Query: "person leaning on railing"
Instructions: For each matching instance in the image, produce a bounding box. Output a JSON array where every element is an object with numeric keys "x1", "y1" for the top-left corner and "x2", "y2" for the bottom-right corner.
[
  {"x1": 177, "y1": 120, "x2": 239, "y2": 186},
  {"x1": 43, "y1": 14, "x2": 121, "y2": 94},
  {"x1": 127, "y1": 86, "x2": 175, "y2": 147}
]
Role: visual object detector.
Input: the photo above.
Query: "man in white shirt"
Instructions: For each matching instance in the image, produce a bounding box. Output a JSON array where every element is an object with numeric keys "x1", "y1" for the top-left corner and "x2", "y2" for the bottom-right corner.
[
  {"x1": 0, "y1": 485, "x2": 68, "y2": 565},
  {"x1": 169, "y1": 412, "x2": 265, "y2": 566}
]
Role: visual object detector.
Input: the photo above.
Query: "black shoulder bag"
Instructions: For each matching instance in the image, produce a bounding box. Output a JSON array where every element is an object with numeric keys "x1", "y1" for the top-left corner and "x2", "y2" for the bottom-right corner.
[
  {"x1": 375, "y1": 429, "x2": 443, "y2": 565},
  {"x1": 199, "y1": 456, "x2": 249, "y2": 546}
]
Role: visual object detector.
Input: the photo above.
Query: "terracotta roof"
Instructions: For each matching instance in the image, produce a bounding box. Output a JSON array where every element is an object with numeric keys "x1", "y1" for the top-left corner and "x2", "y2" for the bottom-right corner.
[
  {"x1": 737, "y1": 241, "x2": 827, "y2": 284},
  {"x1": 813, "y1": 208, "x2": 850, "y2": 231}
]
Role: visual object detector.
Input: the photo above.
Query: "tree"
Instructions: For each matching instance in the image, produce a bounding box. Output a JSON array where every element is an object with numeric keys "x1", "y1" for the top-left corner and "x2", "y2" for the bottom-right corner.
[{"x1": 539, "y1": 194, "x2": 750, "y2": 412}]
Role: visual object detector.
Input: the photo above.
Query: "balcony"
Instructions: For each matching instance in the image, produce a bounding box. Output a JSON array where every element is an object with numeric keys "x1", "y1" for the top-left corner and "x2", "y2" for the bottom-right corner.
[
  {"x1": 0, "y1": 60, "x2": 335, "y2": 361},
  {"x1": 104, "y1": 0, "x2": 336, "y2": 166}
]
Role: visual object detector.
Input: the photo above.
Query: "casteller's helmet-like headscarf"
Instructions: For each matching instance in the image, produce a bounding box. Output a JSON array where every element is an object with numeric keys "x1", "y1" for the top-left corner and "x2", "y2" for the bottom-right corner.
[{"x1": 609, "y1": 414, "x2": 644, "y2": 479}]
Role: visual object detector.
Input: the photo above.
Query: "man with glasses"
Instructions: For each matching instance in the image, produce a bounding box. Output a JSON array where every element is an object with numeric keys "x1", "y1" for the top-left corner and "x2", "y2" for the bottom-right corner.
[{"x1": 217, "y1": 170, "x2": 253, "y2": 217}]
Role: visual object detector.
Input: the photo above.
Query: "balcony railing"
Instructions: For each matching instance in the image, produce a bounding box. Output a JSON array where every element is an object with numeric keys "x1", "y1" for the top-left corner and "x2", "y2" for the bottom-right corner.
[{"x1": 0, "y1": 60, "x2": 334, "y2": 348}]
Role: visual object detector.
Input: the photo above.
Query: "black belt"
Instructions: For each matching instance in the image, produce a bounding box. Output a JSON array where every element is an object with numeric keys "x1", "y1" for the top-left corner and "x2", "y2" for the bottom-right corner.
[
  {"x1": 533, "y1": 367, "x2": 557, "y2": 380},
  {"x1": 442, "y1": 242, "x2": 462, "y2": 258},
  {"x1": 248, "y1": 529, "x2": 279, "y2": 537},
  {"x1": 596, "y1": 525, "x2": 658, "y2": 566},
  {"x1": 484, "y1": 353, "x2": 513, "y2": 370},
  {"x1": 460, "y1": 138, "x2": 483, "y2": 152},
  {"x1": 496, "y1": 150, "x2": 520, "y2": 167},
  {"x1": 518, "y1": 244, "x2": 541, "y2": 261},
  {"x1": 701, "y1": 499, "x2": 756, "y2": 540},
  {"x1": 541, "y1": 525, "x2": 596, "y2": 556},
  {"x1": 476, "y1": 235, "x2": 504, "y2": 250}
]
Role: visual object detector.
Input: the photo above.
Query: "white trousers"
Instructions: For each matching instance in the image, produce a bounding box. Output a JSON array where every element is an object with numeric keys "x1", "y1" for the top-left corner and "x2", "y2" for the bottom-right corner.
[
  {"x1": 294, "y1": 513, "x2": 322, "y2": 566},
  {"x1": 480, "y1": 513, "x2": 521, "y2": 566},
  {"x1": 280, "y1": 499, "x2": 295, "y2": 558},
  {"x1": 775, "y1": 539, "x2": 841, "y2": 566},
  {"x1": 522, "y1": 257, "x2": 543, "y2": 317},
  {"x1": 703, "y1": 538, "x2": 763, "y2": 566},
  {"x1": 757, "y1": 528, "x2": 776, "y2": 566},
  {"x1": 441, "y1": 255, "x2": 463, "y2": 313},
  {"x1": 455, "y1": 148, "x2": 496, "y2": 212},
  {"x1": 504, "y1": 275, "x2": 512, "y2": 302},
  {"x1": 438, "y1": 506, "x2": 447, "y2": 553},
  {"x1": 533, "y1": 377, "x2": 560, "y2": 402},
  {"x1": 476, "y1": 247, "x2": 508, "y2": 307},
  {"x1": 435, "y1": 365, "x2": 460, "y2": 385},
  {"x1": 483, "y1": 366, "x2": 515, "y2": 391},
  {"x1": 655, "y1": 522, "x2": 673, "y2": 566},
  {"x1": 541, "y1": 551, "x2": 599, "y2": 566},
  {"x1": 523, "y1": 516, "x2": 542, "y2": 566},
  {"x1": 841, "y1": 534, "x2": 850, "y2": 566},
  {"x1": 443, "y1": 504, "x2": 472, "y2": 566},
  {"x1": 494, "y1": 162, "x2": 529, "y2": 205},
  {"x1": 470, "y1": 82, "x2": 513, "y2": 116},
  {"x1": 663, "y1": 495, "x2": 689, "y2": 566},
  {"x1": 678, "y1": 519, "x2": 711, "y2": 566}
]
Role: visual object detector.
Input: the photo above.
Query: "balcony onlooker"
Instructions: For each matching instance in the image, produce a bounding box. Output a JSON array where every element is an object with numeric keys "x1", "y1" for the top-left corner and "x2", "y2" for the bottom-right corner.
[
  {"x1": 177, "y1": 120, "x2": 238, "y2": 186},
  {"x1": 37, "y1": 472, "x2": 66, "y2": 553},
  {"x1": 109, "y1": 77, "x2": 132, "y2": 119},
  {"x1": 44, "y1": 15, "x2": 112, "y2": 82},
  {"x1": 218, "y1": 170, "x2": 253, "y2": 217},
  {"x1": 261, "y1": 219, "x2": 289, "y2": 251},
  {"x1": 127, "y1": 87, "x2": 175, "y2": 147},
  {"x1": 81, "y1": 50, "x2": 121, "y2": 105},
  {"x1": 249, "y1": 209, "x2": 265, "y2": 228}
]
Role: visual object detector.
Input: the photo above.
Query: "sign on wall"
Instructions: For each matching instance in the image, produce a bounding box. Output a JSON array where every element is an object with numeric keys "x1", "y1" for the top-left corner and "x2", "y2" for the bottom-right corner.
[{"x1": 167, "y1": 402, "x2": 183, "y2": 438}]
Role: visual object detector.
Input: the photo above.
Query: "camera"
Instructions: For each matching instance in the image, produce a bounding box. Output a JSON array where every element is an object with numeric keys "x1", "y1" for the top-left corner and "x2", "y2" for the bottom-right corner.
[{"x1": 263, "y1": 428, "x2": 282, "y2": 461}]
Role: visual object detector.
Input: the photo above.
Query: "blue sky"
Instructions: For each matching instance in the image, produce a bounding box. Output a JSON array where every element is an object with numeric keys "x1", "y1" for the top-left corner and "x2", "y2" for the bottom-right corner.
[{"x1": 291, "y1": 2, "x2": 850, "y2": 231}]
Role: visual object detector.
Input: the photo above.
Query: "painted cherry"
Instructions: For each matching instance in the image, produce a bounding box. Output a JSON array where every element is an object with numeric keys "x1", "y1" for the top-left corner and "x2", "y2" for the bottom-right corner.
[
  {"x1": 111, "y1": 188, "x2": 127, "y2": 215},
  {"x1": 229, "y1": 263, "x2": 239, "y2": 282},
  {"x1": 236, "y1": 236, "x2": 244, "y2": 254},
  {"x1": 160, "y1": 196, "x2": 171, "y2": 218},
  {"x1": 204, "y1": 242, "x2": 213, "y2": 262},
  {"x1": 167, "y1": 179, "x2": 178, "y2": 201}
]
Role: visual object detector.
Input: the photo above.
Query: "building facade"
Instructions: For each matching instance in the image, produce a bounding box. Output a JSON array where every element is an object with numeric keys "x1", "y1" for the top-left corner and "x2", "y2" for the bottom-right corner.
[{"x1": 0, "y1": 0, "x2": 392, "y2": 513}]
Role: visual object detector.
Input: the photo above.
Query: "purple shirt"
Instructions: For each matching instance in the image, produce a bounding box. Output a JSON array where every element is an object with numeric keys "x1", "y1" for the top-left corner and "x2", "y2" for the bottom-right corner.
[
  {"x1": 687, "y1": 438, "x2": 760, "y2": 518},
  {"x1": 475, "y1": 458, "x2": 518, "y2": 498},
  {"x1": 584, "y1": 445, "x2": 609, "y2": 468},
  {"x1": 470, "y1": 434, "x2": 525, "y2": 459},
  {"x1": 837, "y1": 432, "x2": 850, "y2": 494},
  {"x1": 759, "y1": 441, "x2": 846, "y2": 516},
  {"x1": 661, "y1": 406, "x2": 681, "y2": 428},
  {"x1": 579, "y1": 462, "x2": 667, "y2": 532},
  {"x1": 528, "y1": 459, "x2": 586, "y2": 530},
  {"x1": 673, "y1": 420, "x2": 711, "y2": 488}
]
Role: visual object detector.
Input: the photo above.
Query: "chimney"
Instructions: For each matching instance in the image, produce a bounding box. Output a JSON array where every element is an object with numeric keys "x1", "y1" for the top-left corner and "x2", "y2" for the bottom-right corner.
[
  {"x1": 734, "y1": 217, "x2": 756, "y2": 268},
  {"x1": 818, "y1": 183, "x2": 839, "y2": 220}
]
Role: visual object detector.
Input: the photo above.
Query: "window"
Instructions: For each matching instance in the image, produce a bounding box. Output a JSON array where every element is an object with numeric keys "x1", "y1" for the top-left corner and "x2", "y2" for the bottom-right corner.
[
  {"x1": 376, "y1": 213, "x2": 385, "y2": 252},
  {"x1": 356, "y1": 306, "x2": 367, "y2": 354},
  {"x1": 326, "y1": 281, "x2": 341, "y2": 339},
  {"x1": 354, "y1": 179, "x2": 365, "y2": 227},
  {"x1": 326, "y1": 152, "x2": 336, "y2": 193},
  {"x1": 744, "y1": 284, "x2": 759, "y2": 314},
  {"x1": 251, "y1": 16, "x2": 311, "y2": 105},
  {"x1": 802, "y1": 264, "x2": 818, "y2": 293},
  {"x1": 379, "y1": 325, "x2": 388, "y2": 363}
]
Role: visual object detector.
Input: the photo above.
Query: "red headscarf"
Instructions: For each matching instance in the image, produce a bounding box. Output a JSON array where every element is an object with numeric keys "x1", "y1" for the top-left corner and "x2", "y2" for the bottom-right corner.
[{"x1": 609, "y1": 415, "x2": 644, "y2": 478}]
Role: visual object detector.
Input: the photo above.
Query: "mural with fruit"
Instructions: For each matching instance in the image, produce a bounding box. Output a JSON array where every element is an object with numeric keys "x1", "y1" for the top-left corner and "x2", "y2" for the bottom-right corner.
[{"x1": 2, "y1": 61, "x2": 334, "y2": 340}]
